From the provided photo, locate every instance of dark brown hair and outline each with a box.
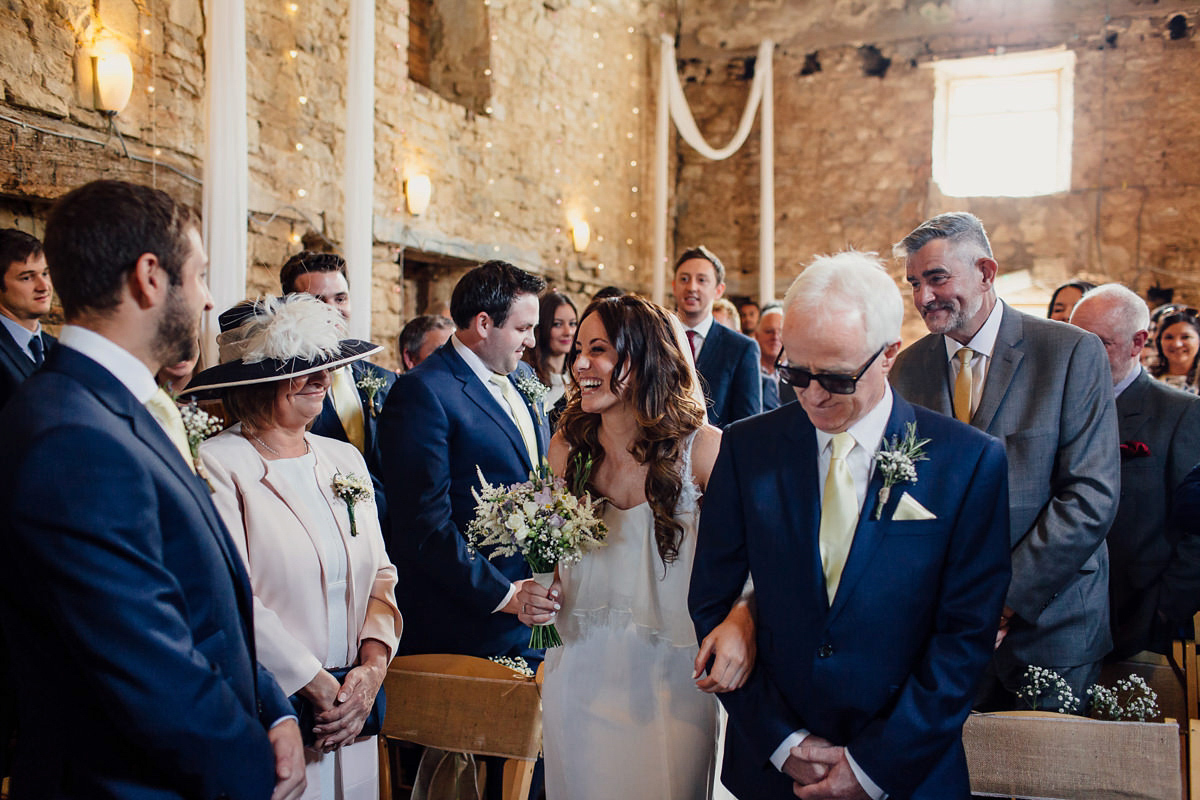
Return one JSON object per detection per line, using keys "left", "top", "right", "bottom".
{"left": 223, "top": 381, "right": 282, "bottom": 432}
{"left": 280, "top": 251, "right": 348, "bottom": 295}
{"left": 558, "top": 296, "right": 706, "bottom": 565}
{"left": 523, "top": 291, "right": 577, "bottom": 385}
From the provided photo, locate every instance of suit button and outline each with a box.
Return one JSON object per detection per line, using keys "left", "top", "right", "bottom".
{"left": 817, "top": 644, "right": 833, "bottom": 658}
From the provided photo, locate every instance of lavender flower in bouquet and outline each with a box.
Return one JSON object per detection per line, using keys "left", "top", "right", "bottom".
{"left": 466, "top": 455, "right": 608, "bottom": 648}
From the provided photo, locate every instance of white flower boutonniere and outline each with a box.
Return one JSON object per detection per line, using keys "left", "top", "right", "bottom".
{"left": 356, "top": 372, "right": 389, "bottom": 418}
{"left": 515, "top": 373, "right": 550, "bottom": 423}
{"left": 179, "top": 399, "right": 224, "bottom": 491}
{"left": 331, "top": 471, "right": 373, "bottom": 536}
{"left": 872, "top": 422, "right": 930, "bottom": 520}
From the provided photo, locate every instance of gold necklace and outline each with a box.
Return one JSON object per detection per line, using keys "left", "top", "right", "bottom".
{"left": 244, "top": 429, "right": 310, "bottom": 458}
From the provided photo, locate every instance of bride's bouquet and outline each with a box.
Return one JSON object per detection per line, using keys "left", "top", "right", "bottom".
{"left": 466, "top": 457, "right": 608, "bottom": 648}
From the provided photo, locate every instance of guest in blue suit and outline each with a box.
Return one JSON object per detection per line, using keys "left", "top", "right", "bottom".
{"left": 379, "top": 260, "right": 550, "bottom": 664}
{"left": 673, "top": 247, "right": 762, "bottom": 426}
{"left": 0, "top": 180, "right": 304, "bottom": 799}
{"left": 281, "top": 251, "right": 396, "bottom": 521}
{"left": 690, "top": 251, "right": 1011, "bottom": 800}
{"left": 0, "top": 229, "right": 56, "bottom": 410}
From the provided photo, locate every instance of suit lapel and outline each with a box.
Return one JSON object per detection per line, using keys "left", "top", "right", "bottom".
{"left": 1116, "top": 373, "right": 1150, "bottom": 443}
{"left": 972, "top": 304, "right": 1023, "bottom": 433}
{"left": 827, "top": 396, "right": 917, "bottom": 624}
{"left": 257, "top": 442, "right": 335, "bottom": 587}
{"left": 781, "top": 409, "right": 830, "bottom": 614}
{"left": 0, "top": 324, "right": 36, "bottom": 380}
{"left": 444, "top": 346, "right": 533, "bottom": 471}
{"left": 695, "top": 322, "right": 723, "bottom": 373}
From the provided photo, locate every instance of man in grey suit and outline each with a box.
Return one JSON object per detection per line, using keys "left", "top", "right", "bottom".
{"left": 890, "top": 212, "right": 1119, "bottom": 709}
{"left": 1071, "top": 284, "right": 1200, "bottom": 659}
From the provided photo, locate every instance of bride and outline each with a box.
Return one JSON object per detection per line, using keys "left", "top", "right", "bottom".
{"left": 517, "top": 295, "right": 754, "bottom": 800}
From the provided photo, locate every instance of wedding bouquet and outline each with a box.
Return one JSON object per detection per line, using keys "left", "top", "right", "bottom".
{"left": 465, "top": 458, "right": 608, "bottom": 648}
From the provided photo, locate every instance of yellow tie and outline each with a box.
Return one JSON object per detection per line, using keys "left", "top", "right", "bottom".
{"left": 953, "top": 347, "right": 975, "bottom": 424}
{"left": 331, "top": 366, "right": 366, "bottom": 453}
{"left": 490, "top": 375, "right": 539, "bottom": 468}
{"left": 145, "top": 388, "right": 197, "bottom": 474}
{"left": 819, "top": 432, "right": 858, "bottom": 605}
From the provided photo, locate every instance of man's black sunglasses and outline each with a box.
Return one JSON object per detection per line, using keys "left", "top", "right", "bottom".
{"left": 774, "top": 345, "right": 886, "bottom": 395}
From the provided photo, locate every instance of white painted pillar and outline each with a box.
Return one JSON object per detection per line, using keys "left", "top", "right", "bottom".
{"left": 758, "top": 43, "right": 775, "bottom": 304}
{"left": 653, "top": 35, "right": 671, "bottom": 306}
{"left": 344, "top": 0, "right": 375, "bottom": 340}
{"left": 201, "top": 0, "right": 248, "bottom": 364}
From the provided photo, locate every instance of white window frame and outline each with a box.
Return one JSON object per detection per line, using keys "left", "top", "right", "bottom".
{"left": 931, "top": 47, "right": 1075, "bottom": 198}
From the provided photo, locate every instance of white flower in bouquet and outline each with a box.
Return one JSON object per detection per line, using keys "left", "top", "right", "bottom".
{"left": 465, "top": 456, "right": 608, "bottom": 648}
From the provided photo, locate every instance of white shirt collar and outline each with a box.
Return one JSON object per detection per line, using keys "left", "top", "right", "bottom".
{"left": 814, "top": 385, "right": 895, "bottom": 458}
{"left": 686, "top": 314, "right": 715, "bottom": 339}
{"left": 58, "top": 325, "right": 159, "bottom": 404}
{"left": 452, "top": 332, "right": 503, "bottom": 384}
{"left": 943, "top": 298, "right": 1005, "bottom": 362}
{"left": 1114, "top": 363, "right": 1142, "bottom": 398}
{"left": 0, "top": 313, "right": 39, "bottom": 357}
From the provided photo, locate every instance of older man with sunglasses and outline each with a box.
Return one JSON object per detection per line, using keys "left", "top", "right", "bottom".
{"left": 691, "top": 250, "right": 1011, "bottom": 800}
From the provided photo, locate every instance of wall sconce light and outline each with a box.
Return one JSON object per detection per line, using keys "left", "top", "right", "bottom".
{"left": 405, "top": 174, "right": 432, "bottom": 216}
{"left": 571, "top": 220, "right": 591, "bottom": 252}
{"left": 77, "top": 36, "right": 134, "bottom": 114}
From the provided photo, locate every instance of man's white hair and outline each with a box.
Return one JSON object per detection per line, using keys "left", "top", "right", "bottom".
{"left": 1072, "top": 283, "right": 1150, "bottom": 342}
{"left": 782, "top": 251, "right": 903, "bottom": 351}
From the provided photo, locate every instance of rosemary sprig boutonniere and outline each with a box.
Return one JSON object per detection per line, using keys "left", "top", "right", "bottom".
{"left": 179, "top": 399, "right": 223, "bottom": 491}
{"left": 356, "top": 372, "right": 389, "bottom": 417}
{"left": 331, "top": 471, "right": 373, "bottom": 536}
{"left": 871, "top": 421, "right": 930, "bottom": 520}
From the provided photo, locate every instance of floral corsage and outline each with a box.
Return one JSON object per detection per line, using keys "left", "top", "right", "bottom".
{"left": 872, "top": 422, "right": 930, "bottom": 520}
{"left": 179, "top": 400, "right": 224, "bottom": 491}
{"left": 331, "top": 471, "right": 373, "bottom": 536}
{"left": 515, "top": 373, "right": 550, "bottom": 421}
{"left": 356, "top": 372, "right": 389, "bottom": 417}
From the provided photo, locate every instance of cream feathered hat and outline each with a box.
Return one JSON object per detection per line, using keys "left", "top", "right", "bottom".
{"left": 184, "top": 294, "right": 382, "bottom": 394}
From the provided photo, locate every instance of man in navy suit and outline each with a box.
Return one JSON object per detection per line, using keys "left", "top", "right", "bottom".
{"left": 690, "top": 251, "right": 1010, "bottom": 799}
{"left": 380, "top": 260, "right": 550, "bottom": 664}
{"left": 0, "top": 180, "right": 304, "bottom": 800}
{"left": 673, "top": 247, "right": 761, "bottom": 426}
{"left": 0, "top": 229, "right": 56, "bottom": 409}
{"left": 281, "top": 251, "right": 395, "bottom": 519}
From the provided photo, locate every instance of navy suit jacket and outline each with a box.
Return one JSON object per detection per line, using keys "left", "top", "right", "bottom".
{"left": 0, "top": 345, "right": 292, "bottom": 800}
{"left": 309, "top": 359, "right": 396, "bottom": 519}
{"left": 0, "top": 324, "right": 55, "bottom": 409}
{"left": 690, "top": 395, "right": 1010, "bottom": 799}
{"left": 379, "top": 341, "right": 550, "bottom": 663}
{"left": 695, "top": 322, "right": 762, "bottom": 427}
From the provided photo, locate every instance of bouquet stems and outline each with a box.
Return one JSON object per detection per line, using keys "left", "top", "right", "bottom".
{"left": 529, "top": 567, "right": 562, "bottom": 649}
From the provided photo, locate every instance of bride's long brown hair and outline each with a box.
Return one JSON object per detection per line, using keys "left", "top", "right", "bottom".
{"left": 558, "top": 296, "right": 707, "bottom": 565}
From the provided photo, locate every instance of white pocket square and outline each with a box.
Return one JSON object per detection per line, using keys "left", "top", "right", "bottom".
{"left": 893, "top": 492, "right": 936, "bottom": 521}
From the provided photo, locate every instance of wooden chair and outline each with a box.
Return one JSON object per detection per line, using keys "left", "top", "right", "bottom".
{"left": 378, "top": 655, "right": 543, "bottom": 800}
{"left": 964, "top": 711, "right": 1182, "bottom": 800}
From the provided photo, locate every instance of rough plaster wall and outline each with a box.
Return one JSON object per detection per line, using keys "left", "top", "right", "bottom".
{"left": 673, "top": 0, "right": 1200, "bottom": 324}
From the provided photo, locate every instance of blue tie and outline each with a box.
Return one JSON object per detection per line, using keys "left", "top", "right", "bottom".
{"left": 28, "top": 335, "right": 44, "bottom": 367}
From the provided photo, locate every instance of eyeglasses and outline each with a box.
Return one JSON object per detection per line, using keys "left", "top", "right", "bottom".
{"left": 774, "top": 345, "right": 886, "bottom": 395}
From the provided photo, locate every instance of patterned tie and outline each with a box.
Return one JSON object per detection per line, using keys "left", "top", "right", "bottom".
{"left": 490, "top": 374, "right": 539, "bottom": 468}
{"left": 28, "top": 334, "right": 44, "bottom": 367}
{"left": 819, "top": 432, "right": 858, "bottom": 605}
{"left": 685, "top": 330, "right": 698, "bottom": 359}
{"left": 144, "top": 388, "right": 196, "bottom": 474}
{"left": 330, "top": 366, "right": 366, "bottom": 453}
{"left": 953, "top": 347, "right": 975, "bottom": 424}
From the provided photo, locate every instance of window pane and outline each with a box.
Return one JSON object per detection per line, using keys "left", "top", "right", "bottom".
{"left": 945, "top": 110, "right": 1060, "bottom": 196}
{"left": 949, "top": 73, "right": 1060, "bottom": 116}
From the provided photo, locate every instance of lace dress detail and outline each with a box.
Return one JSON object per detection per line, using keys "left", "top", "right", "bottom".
{"left": 542, "top": 430, "right": 716, "bottom": 800}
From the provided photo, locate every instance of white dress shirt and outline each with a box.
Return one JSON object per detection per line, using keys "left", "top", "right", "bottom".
{"left": 768, "top": 387, "right": 895, "bottom": 800}
{"left": 58, "top": 325, "right": 158, "bottom": 404}
{"left": 683, "top": 314, "right": 715, "bottom": 358}
{"left": 0, "top": 314, "right": 43, "bottom": 362}
{"left": 942, "top": 299, "right": 1005, "bottom": 419}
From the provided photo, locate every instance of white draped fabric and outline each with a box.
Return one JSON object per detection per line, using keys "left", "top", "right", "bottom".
{"left": 343, "top": 0, "right": 375, "bottom": 341}
{"left": 654, "top": 35, "right": 776, "bottom": 304}
{"left": 202, "top": 0, "right": 249, "bottom": 365}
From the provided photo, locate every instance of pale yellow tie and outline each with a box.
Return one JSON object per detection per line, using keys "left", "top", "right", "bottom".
{"left": 145, "top": 388, "right": 196, "bottom": 474}
{"left": 490, "top": 374, "right": 539, "bottom": 468}
{"left": 953, "top": 346, "right": 975, "bottom": 424}
{"left": 331, "top": 366, "right": 366, "bottom": 452}
{"left": 819, "top": 432, "right": 858, "bottom": 605}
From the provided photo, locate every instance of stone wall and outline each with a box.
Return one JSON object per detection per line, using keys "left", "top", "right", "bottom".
{"left": 673, "top": 0, "right": 1200, "bottom": 329}
{"left": 0, "top": 0, "right": 667, "bottom": 369}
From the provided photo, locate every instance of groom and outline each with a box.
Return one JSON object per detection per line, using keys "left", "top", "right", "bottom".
{"left": 690, "top": 251, "right": 1011, "bottom": 799}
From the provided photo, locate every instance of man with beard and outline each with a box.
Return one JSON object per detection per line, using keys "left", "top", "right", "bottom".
{"left": 0, "top": 180, "right": 305, "bottom": 799}
{"left": 889, "top": 212, "right": 1118, "bottom": 711}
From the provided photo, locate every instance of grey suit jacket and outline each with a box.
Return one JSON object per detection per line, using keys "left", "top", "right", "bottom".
{"left": 891, "top": 303, "right": 1120, "bottom": 667}
{"left": 1109, "top": 370, "right": 1200, "bottom": 658}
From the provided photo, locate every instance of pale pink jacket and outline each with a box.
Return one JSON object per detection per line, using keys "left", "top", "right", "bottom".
{"left": 200, "top": 425, "right": 402, "bottom": 695}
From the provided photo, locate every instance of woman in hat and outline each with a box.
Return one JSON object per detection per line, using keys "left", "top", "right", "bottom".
{"left": 187, "top": 294, "right": 402, "bottom": 800}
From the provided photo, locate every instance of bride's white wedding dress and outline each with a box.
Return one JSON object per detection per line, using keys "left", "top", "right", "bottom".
{"left": 541, "top": 436, "right": 718, "bottom": 800}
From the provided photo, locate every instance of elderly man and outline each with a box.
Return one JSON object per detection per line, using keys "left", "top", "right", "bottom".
{"left": 691, "top": 251, "right": 1010, "bottom": 799}
{"left": 755, "top": 305, "right": 791, "bottom": 411}
{"left": 890, "top": 212, "right": 1119, "bottom": 710}
{"left": 0, "top": 180, "right": 303, "bottom": 799}
{"left": 1071, "top": 284, "right": 1200, "bottom": 658}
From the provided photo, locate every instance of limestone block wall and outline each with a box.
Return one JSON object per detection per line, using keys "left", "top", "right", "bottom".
{"left": 672, "top": 0, "right": 1200, "bottom": 320}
